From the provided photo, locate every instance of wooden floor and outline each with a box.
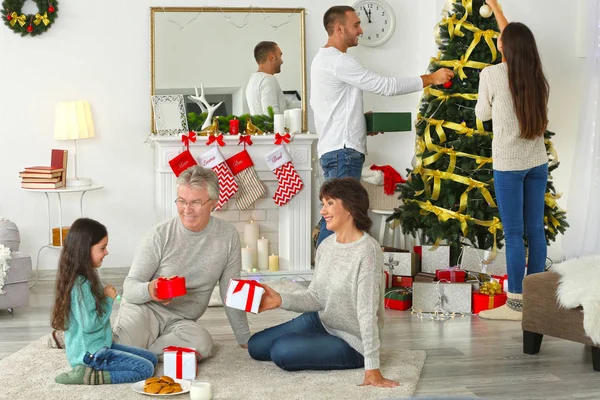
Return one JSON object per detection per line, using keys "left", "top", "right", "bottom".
{"left": 1, "top": 279, "right": 598, "bottom": 399}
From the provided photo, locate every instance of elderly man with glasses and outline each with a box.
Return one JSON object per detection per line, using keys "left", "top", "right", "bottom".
{"left": 112, "top": 165, "right": 250, "bottom": 359}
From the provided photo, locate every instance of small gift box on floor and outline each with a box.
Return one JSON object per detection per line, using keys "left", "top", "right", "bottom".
{"left": 392, "top": 275, "right": 413, "bottom": 288}
{"left": 163, "top": 346, "right": 200, "bottom": 380}
{"left": 384, "top": 287, "right": 412, "bottom": 311}
{"left": 415, "top": 245, "right": 450, "bottom": 273}
{"left": 412, "top": 282, "right": 472, "bottom": 314}
{"left": 382, "top": 247, "right": 420, "bottom": 277}
{"left": 461, "top": 246, "right": 507, "bottom": 276}
{"left": 472, "top": 281, "right": 507, "bottom": 314}
{"left": 414, "top": 272, "right": 436, "bottom": 283}
{"left": 224, "top": 279, "right": 265, "bottom": 314}
{"left": 435, "top": 267, "right": 467, "bottom": 283}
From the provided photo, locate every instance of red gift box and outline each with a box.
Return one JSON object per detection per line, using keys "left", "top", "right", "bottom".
{"left": 155, "top": 276, "right": 187, "bottom": 299}
{"left": 472, "top": 290, "right": 507, "bottom": 314}
{"left": 392, "top": 275, "right": 413, "bottom": 288}
{"left": 436, "top": 268, "right": 466, "bottom": 282}
{"left": 384, "top": 271, "right": 392, "bottom": 288}
{"left": 385, "top": 298, "right": 412, "bottom": 311}
{"left": 384, "top": 288, "right": 412, "bottom": 311}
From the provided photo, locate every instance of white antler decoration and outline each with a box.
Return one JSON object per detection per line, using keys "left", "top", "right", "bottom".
{"left": 189, "top": 84, "right": 223, "bottom": 130}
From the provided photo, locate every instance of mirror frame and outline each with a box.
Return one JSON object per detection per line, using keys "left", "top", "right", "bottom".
{"left": 150, "top": 7, "right": 307, "bottom": 134}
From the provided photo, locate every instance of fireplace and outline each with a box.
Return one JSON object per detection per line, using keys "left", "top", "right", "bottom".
{"left": 150, "top": 134, "right": 318, "bottom": 275}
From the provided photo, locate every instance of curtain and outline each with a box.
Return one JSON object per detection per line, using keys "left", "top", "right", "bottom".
{"left": 562, "top": 0, "right": 600, "bottom": 258}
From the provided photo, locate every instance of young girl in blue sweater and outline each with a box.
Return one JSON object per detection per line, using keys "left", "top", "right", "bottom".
{"left": 51, "top": 218, "right": 157, "bottom": 384}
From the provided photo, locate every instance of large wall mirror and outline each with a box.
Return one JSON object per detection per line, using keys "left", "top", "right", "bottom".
{"left": 151, "top": 7, "right": 307, "bottom": 134}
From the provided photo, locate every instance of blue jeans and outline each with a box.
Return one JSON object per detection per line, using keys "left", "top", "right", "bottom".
{"left": 247, "top": 312, "right": 364, "bottom": 371}
{"left": 317, "top": 148, "right": 365, "bottom": 246}
{"left": 494, "top": 164, "right": 548, "bottom": 294}
{"left": 83, "top": 343, "right": 158, "bottom": 384}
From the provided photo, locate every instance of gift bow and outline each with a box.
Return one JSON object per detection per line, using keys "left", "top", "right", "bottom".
{"left": 206, "top": 134, "right": 225, "bottom": 146}
{"left": 10, "top": 12, "right": 26, "bottom": 27}
{"left": 233, "top": 279, "right": 262, "bottom": 312}
{"left": 238, "top": 134, "right": 253, "bottom": 146}
{"left": 162, "top": 346, "right": 202, "bottom": 379}
{"left": 480, "top": 281, "right": 502, "bottom": 296}
{"left": 181, "top": 131, "right": 197, "bottom": 150}
{"left": 34, "top": 12, "right": 50, "bottom": 26}
{"left": 274, "top": 132, "right": 291, "bottom": 145}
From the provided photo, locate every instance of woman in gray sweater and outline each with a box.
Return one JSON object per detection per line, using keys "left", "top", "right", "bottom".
{"left": 475, "top": 0, "right": 550, "bottom": 320}
{"left": 248, "top": 178, "right": 398, "bottom": 388}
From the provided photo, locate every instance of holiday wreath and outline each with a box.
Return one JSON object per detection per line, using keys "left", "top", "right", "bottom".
{"left": 2, "top": 0, "right": 58, "bottom": 36}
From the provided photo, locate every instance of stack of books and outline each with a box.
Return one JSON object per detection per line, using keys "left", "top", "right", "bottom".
{"left": 20, "top": 149, "right": 68, "bottom": 189}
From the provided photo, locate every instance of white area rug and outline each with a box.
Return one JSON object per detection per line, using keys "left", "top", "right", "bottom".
{"left": 0, "top": 335, "right": 426, "bottom": 400}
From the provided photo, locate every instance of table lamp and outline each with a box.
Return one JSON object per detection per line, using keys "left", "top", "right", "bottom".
{"left": 54, "top": 100, "right": 95, "bottom": 187}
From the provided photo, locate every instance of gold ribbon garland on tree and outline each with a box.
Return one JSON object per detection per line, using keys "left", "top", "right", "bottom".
{"left": 2, "top": 0, "right": 58, "bottom": 36}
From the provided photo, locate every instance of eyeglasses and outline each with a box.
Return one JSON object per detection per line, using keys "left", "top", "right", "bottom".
{"left": 174, "top": 198, "right": 212, "bottom": 210}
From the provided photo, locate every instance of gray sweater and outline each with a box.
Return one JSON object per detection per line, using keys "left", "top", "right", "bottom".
{"left": 280, "top": 233, "right": 385, "bottom": 370}
{"left": 475, "top": 62, "right": 547, "bottom": 171}
{"left": 122, "top": 217, "right": 250, "bottom": 344}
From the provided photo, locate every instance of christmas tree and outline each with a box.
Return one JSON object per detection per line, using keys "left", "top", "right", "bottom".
{"left": 392, "top": 0, "right": 568, "bottom": 263}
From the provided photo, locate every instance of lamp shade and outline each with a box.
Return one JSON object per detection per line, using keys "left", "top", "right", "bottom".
{"left": 54, "top": 101, "right": 95, "bottom": 140}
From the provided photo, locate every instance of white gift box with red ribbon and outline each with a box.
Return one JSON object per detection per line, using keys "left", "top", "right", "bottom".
{"left": 224, "top": 279, "right": 265, "bottom": 314}
{"left": 163, "top": 346, "right": 200, "bottom": 380}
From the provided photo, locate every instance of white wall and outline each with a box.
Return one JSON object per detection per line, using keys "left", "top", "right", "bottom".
{"left": 0, "top": 0, "right": 582, "bottom": 270}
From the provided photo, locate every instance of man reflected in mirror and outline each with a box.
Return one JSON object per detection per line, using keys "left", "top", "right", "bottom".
{"left": 246, "top": 41, "right": 299, "bottom": 115}
{"left": 312, "top": 5, "right": 454, "bottom": 246}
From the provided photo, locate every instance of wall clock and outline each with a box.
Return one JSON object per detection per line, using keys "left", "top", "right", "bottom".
{"left": 353, "top": 0, "right": 396, "bottom": 47}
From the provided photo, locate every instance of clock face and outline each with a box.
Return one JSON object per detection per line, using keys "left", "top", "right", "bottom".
{"left": 353, "top": 0, "right": 396, "bottom": 47}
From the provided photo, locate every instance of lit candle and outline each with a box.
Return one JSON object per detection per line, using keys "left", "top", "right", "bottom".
{"left": 229, "top": 118, "right": 240, "bottom": 135}
{"left": 269, "top": 254, "right": 279, "bottom": 272}
{"left": 273, "top": 114, "right": 285, "bottom": 134}
{"left": 283, "top": 109, "right": 291, "bottom": 131}
{"left": 257, "top": 237, "right": 269, "bottom": 270}
{"left": 244, "top": 220, "right": 259, "bottom": 267}
{"left": 241, "top": 246, "right": 253, "bottom": 272}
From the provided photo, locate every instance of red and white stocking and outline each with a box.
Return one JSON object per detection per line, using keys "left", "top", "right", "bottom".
{"left": 265, "top": 145, "right": 304, "bottom": 206}
{"left": 199, "top": 146, "right": 238, "bottom": 210}
{"left": 226, "top": 150, "right": 266, "bottom": 210}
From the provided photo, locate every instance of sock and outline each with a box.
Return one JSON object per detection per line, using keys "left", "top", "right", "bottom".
{"left": 199, "top": 146, "right": 238, "bottom": 210}
{"left": 226, "top": 149, "right": 266, "bottom": 210}
{"left": 48, "top": 330, "right": 65, "bottom": 349}
{"left": 55, "top": 365, "right": 111, "bottom": 385}
{"left": 265, "top": 145, "right": 304, "bottom": 206}
{"left": 478, "top": 292, "right": 523, "bottom": 321}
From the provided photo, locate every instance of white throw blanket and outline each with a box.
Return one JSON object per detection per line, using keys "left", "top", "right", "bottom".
{"left": 553, "top": 256, "right": 600, "bottom": 345}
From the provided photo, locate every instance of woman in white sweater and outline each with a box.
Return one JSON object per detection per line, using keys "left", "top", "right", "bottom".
{"left": 475, "top": 0, "right": 549, "bottom": 320}
{"left": 248, "top": 178, "right": 398, "bottom": 388}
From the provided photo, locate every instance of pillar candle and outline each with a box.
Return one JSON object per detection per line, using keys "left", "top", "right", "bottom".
{"left": 283, "top": 109, "right": 291, "bottom": 131}
{"left": 273, "top": 114, "right": 285, "bottom": 134}
{"left": 257, "top": 237, "right": 269, "bottom": 270}
{"left": 244, "top": 220, "right": 259, "bottom": 266}
{"left": 269, "top": 254, "right": 279, "bottom": 272}
{"left": 241, "top": 246, "right": 253, "bottom": 271}
{"left": 229, "top": 118, "right": 240, "bottom": 135}
{"left": 289, "top": 108, "right": 302, "bottom": 133}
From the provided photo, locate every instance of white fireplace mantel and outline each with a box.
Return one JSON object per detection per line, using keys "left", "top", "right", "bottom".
{"left": 149, "top": 133, "right": 318, "bottom": 275}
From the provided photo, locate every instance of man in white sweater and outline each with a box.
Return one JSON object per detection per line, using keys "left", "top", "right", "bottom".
{"left": 246, "top": 41, "right": 295, "bottom": 115}
{"left": 113, "top": 166, "right": 250, "bottom": 358}
{"left": 312, "top": 5, "right": 454, "bottom": 246}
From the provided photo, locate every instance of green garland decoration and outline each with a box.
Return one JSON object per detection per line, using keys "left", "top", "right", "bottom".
{"left": 187, "top": 107, "right": 275, "bottom": 134}
{"left": 2, "top": 0, "right": 58, "bottom": 36}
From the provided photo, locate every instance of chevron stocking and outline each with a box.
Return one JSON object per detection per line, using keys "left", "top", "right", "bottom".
{"left": 265, "top": 145, "right": 304, "bottom": 206}
{"left": 199, "top": 146, "right": 238, "bottom": 210}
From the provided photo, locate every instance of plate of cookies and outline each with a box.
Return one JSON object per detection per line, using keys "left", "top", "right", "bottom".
{"left": 132, "top": 375, "right": 191, "bottom": 396}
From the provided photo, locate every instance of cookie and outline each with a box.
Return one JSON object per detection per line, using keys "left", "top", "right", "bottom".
{"left": 160, "top": 375, "right": 175, "bottom": 384}
{"left": 143, "top": 383, "right": 163, "bottom": 394}
{"left": 144, "top": 377, "right": 160, "bottom": 385}
{"left": 159, "top": 386, "right": 174, "bottom": 394}
{"left": 170, "top": 385, "right": 183, "bottom": 393}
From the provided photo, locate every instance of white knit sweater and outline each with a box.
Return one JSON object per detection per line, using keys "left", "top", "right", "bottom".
{"left": 475, "top": 63, "right": 547, "bottom": 171}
